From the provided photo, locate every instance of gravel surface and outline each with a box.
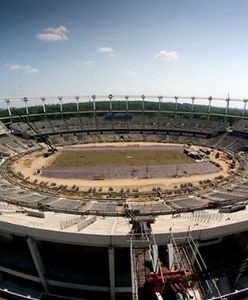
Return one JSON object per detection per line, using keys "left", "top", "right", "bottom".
{"left": 42, "top": 161, "right": 219, "bottom": 179}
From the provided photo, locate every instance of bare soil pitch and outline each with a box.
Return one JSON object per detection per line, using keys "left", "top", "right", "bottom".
{"left": 12, "top": 142, "right": 229, "bottom": 192}
{"left": 42, "top": 144, "right": 217, "bottom": 179}
{"left": 42, "top": 162, "right": 219, "bottom": 179}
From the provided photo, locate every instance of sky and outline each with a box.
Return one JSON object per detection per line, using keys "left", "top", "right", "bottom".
{"left": 1, "top": 0, "right": 248, "bottom": 103}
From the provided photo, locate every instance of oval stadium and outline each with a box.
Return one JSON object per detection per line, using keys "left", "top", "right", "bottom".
{"left": 0, "top": 95, "right": 248, "bottom": 300}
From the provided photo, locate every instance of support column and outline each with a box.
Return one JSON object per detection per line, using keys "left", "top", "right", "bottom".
{"left": 152, "top": 244, "right": 159, "bottom": 273}
{"left": 243, "top": 99, "right": 247, "bottom": 116}
{"left": 208, "top": 96, "right": 212, "bottom": 121}
{"left": 27, "top": 237, "right": 48, "bottom": 292}
{"left": 175, "top": 96, "right": 178, "bottom": 118}
{"left": 167, "top": 243, "right": 175, "bottom": 271}
{"left": 92, "top": 95, "right": 96, "bottom": 117}
{"left": 5, "top": 99, "right": 12, "bottom": 123}
{"left": 23, "top": 97, "right": 29, "bottom": 122}
{"left": 58, "top": 96, "right": 63, "bottom": 119}
{"left": 75, "top": 96, "right": 80, "bottom": 112}
{"left": 190, "top": 240, "right": 199, "bottom": 265}
{"left": 41, "top": 97, "right": 46, "bottom": 115}
{"left": 108, "top": 246, "right": 116, "bottom": 300}
{"left": 109, "top": 94, "right": 113, "bottom": 112}
{"left": 191, "top": 96, "right": 195, "bottom": 119}
{"left": 141, "top": 95, "right": 145, "bottom": 114}
{"left": 125, "top": 95, "right": 129, "bottom": 112}
{"left": 158, "top": 96, "right": 162, "bottom": 113}
{"left": 225, "top": 97, "right": 230, "bottom": 124}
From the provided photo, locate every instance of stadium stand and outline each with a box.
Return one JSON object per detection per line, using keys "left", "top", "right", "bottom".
{"left": 232, "top": 119, "right": 248, "bottom": 135}
{"left": 1, "top": 99, "right": 248, "bottom": 300}
{"left": 0, "top": 121, "right": 10, "bottom": 135}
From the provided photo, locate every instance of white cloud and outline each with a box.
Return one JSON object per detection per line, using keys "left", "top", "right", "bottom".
{"left": 98, "top": 47, "right": 115, "bottom": 57}
{"left": 82, "top": 60, "right": 94, "bottom": 66}
{"left": 9, "top": 65, "right": 21, "bottom": 70}
{"left": 36, "top": 26, "right": 69, "bottom": 42}
{"left": 77, "top": 60, "right": 94, "bottom": 66}
{"left": 9, "top": 64, "right": 39, "bottom": 74}
{"left": 127, "top": 69, "right": 137, "bottom": 77}
{"left": 154, "top": 50, "right": 178, "bottom": 61}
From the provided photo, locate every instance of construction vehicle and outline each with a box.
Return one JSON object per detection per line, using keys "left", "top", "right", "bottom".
{"left": 145, "top": 265, "right": 194, "bottom": 296}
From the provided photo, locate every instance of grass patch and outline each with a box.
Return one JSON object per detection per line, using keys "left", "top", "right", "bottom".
{"left": 52, "top": 149, "right": 195, "bottom": 167}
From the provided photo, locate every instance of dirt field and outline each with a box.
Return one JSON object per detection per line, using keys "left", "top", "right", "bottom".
{"left": 12, "top": 142, "right": 230, "bottom": 192}
{"left": 42, "top": 162, "right": 219, "bottom": 179}
{"left": 51, "top": 145, "right": 195, "bottom": 167}
{"left": 43, "top": 144, "right": 220, "bottom": 179}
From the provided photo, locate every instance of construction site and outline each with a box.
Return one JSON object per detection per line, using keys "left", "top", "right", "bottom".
{"left": 0, "top": 95, "right": 247, "bottom": 300}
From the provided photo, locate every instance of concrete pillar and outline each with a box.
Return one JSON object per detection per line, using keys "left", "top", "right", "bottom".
{"left": 243, "top": 99, "right": 248, "bottom": 116}
{"left": 141, "top": 95, "right": 145, "bottom": 113}
{"left": 190, "top": 240, "right": 199, "bottom": 265}
{"left": 225, "top": 98, "right": 230, "bottom": 124}
{"left": 75, "top": 96, "right": 80, "bottom": 111}
{"left": 152, "top": 244, "right": 159, "bottom": 273}
{"left": 191, "top": 96, "right": 195, "bottom": 119}
{"left": 125, "top": 96, "right": 129, "bottom": 112}
{"left": 41, "top": 97, "right": 46, "bottom": 114}
{"left": 109, "top": 94, "right": 113, "bottom": 112}
{"left": 167, "top": 243, "right": 175, "bottom": 271}
{"left": 5, "top": 99, "right": 12, "bottom": 117}
{"left": 108, "top": 246, "right": 115, "bottom": 300}
{"left": 175, "top": 96, "right": 178, "bottom": 118}
{"left": 27, "top": 237, "right": 49, "bottom": 292}
{"left": 208, "top": 97, "right": 212, "bottom": 121}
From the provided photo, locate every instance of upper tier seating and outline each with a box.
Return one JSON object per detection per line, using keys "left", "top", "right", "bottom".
{"left": 0, "top": 121, "right": 10, "bottom": 136}
{"left": 10, "top": 116, "right": 227, "bottom": 137}
{"left": 232, "top": 119, "right": 248, "bottom": 135}
{"left": 0, "top": 134, "right": 38, "bottom": 156}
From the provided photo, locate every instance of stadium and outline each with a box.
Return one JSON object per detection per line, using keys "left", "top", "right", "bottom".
{"left": 0, "top": 95, "right": 248, "bottom": 300}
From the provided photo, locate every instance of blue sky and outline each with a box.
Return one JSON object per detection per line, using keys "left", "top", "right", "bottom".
{"left": 1, "top": 0, "right": 248, "bottom": 101}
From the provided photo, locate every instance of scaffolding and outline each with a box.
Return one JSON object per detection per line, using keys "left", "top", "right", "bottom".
{"left": 168, "top": 229, "right": 223, "bottom": 299}
{"left": 127, "top": 207, "right": 223, "bottom": 300}
{"left": 127, "top": 209, "right": 163, "bottom": 300}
